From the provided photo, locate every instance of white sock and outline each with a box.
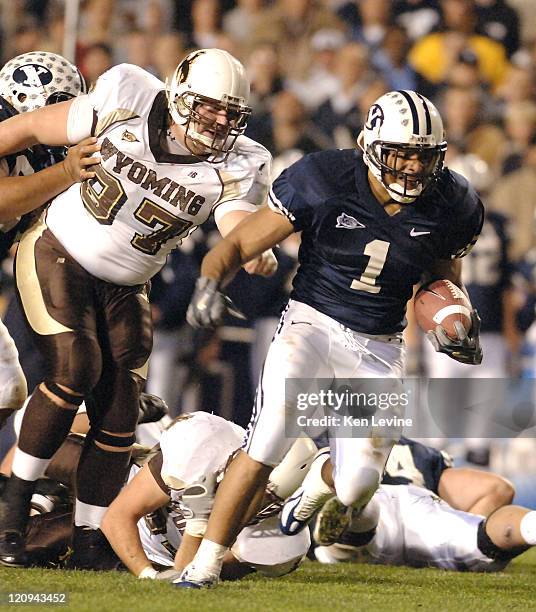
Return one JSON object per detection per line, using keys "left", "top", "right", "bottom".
{"left": 74, "top": 499, "right": 108, "bottom": 529}
{"left": 189, "top": 539, "right": 227, "bottom": 578}
{"left": 303, "top": 452, "right": 333, "bottom": 496}
{"left": 12, "top": 448, "right": 50, "bottom": 481}
{"left": 520, "top": 511, "right": 536, "bottom": 545}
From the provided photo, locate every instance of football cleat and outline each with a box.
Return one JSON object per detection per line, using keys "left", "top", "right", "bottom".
{"left": 0, "top": 531, "right": 29, "bottom": 567}
{"left": 172, "top": 565, "right": 218, "bottom": 589}
{"left": 67, "top": 526, "right": 123, "bottom": 571}
{"left": 173, "top": 579, "right": 215, "bottom": 589}
{"left": 313, "top": 496, "right": 352, "bottom": 546}
{"left": 279, "top": 449, "right": 333, "bottom": 536}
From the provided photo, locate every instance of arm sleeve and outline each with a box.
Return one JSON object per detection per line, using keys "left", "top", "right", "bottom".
{"left": 213, "top": 144, "right": 272, "bottom": 221}
{"left": 68, "top": 64, "right": 163, "bottom": 143}
{"left": 267, "top": 163, "right": 315, "bottom": 231}
{"left": 66, "top": 94, "right": 98, "bottom": 144}
{"left": 213, "top": 200, "right": 258, "bottom": 226}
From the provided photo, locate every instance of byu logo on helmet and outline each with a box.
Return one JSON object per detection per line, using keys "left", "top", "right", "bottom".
{"left": 357, "top": 90, "right": 447, "bottom": 204}
{"left": 13, "top": 64, "right": 53, "bottom": 88}
{"left": 365, "top": 104, "right": 384, "bottom": 130}
{"left": 0, "top": 52, "right": 86, "bottom": 114}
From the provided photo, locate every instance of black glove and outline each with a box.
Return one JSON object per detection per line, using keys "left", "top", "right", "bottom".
{"left": 186, "top": 277, "right": 244, "bottom": 329}
{"left": 427, "top": 309, "right": 483, "bottom": 365}
{"left": 138, "top": 393, "right": 169, "bottom": 424}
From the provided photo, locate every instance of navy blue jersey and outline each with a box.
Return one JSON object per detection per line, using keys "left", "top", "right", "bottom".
{"left": 269, "top": 150, "right": 484, "bottom": 334}
{"left": 0, "top": 96, "right": 65, "bottom": 262}
{"left": 461, "top": 212, "right": 511, "bottom": 333}
{"left": 382, "top": 436, "right": 453, "bottom": 494}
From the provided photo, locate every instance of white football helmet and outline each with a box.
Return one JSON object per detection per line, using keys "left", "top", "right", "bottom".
{"left": 0, "top": 51, "right": 86, "bottom": 113}
{"left": 358, "top": 90, "right": 447, "bottom": 203}
{"left": 166, "top": 48, "right": 251, "bottom": 163}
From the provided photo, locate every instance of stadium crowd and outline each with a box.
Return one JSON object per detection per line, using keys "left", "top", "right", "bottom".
{"left": 0, "top": 0, "right": 536, "bottom": 581}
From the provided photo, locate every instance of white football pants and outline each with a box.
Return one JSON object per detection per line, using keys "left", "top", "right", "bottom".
{"left": 245, "top": 300, "right": 406, "bottom": 507}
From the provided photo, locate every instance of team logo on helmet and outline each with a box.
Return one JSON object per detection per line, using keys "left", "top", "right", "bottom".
{"left": 12, "top": 64, "right": 53, "bottom": 88}
{"left": 365, "top": 104, "right": 384, "bottom": 130}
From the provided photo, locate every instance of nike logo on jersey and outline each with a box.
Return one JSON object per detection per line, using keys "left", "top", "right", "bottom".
{"left": 410, "top": 228, "right": 431, "bottom": 237}
{"left": 121, "top": 130, "right": 139, "bottom": 142}
{"left": 336, "top": 213, "right": 365, "bottom": 230}
{"left": 290, "top": 321, "right": 312, "bottom": 326}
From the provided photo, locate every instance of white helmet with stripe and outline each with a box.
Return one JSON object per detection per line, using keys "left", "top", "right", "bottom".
{"left": 166, "top": 48, "right": 251, "bottom": 163}
{"left": 358, "top": 90, "right": 447, "bottom": 203}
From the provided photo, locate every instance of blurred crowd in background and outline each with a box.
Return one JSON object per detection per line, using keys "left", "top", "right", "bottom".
{"left": 1, "top": 0, "right": 536, "bottom": 503}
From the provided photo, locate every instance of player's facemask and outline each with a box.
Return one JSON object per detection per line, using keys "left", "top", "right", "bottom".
{"left": 376, "top": 143, "right": 446, "bottom": 201}
{"left": 177, "top": 93, "right": 251, "bottom": 163}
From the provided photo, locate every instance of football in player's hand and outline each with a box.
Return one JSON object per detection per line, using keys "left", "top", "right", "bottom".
{"left": 414, "top": 279, "right": 472, "bottom": 340}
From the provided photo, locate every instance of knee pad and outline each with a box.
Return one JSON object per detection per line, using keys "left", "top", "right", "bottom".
{"left": 0, "top": 362, "right": 27, "bottom": 410}
{"left": 53, "top": 335, "right": 102, "bottom": 393}
{"left": 113, "top": 328, "right": 152, "bottom": 371}
{"left": 334, "top": 466, "right": 381, "bottom": 509}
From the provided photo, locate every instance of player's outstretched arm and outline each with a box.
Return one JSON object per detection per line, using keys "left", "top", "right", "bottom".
{"left": 187, "top": 207, "right": 294, "bottom": 328}
{"left": 0, "top": 136, "right": 100, "bottom": 222}
{"left": 0, "top": 99, "right": 75, "bottom": 154}
{"left": 217, "top": 208, "right": 279, "bottom": 277}
{"left": 101, "top": 463, "right": 170, "bottom": 578}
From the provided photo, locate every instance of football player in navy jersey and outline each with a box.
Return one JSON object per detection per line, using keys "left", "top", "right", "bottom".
{"left": 0, "top": 52, "right": 96, "bottom": 432}
{"left": 182, "top": 90, "right": 484, "bottom": 587}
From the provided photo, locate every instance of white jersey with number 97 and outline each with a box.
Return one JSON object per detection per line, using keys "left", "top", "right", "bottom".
{"left": 45, "top": 64, "right": 271, "bottom": 285}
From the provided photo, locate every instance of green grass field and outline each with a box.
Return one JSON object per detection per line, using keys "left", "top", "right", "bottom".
{"left": 1, "top": 549, "right": 536, "bottom": 612}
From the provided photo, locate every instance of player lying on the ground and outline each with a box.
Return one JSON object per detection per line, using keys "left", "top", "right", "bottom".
{"left": 313, "top": 484, "right": 536, "bottom": 571}
{"left": 101, "top": 411, "right": 315, "bottom": 580}
{"left": 2, "top": 411, "right": 315, "bottom": 575}
{"left": 382, "top": 437, "right": 514, "bottom": 517}
{"left": 5, "top": 429, "right": 513, "bottom": 571}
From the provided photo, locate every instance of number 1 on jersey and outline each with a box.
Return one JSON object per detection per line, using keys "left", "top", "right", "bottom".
{"left": 351, "top": 239, "right": 390, "bottom": 293}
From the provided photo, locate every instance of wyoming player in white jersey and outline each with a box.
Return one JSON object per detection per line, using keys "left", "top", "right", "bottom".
{"left": 102, "top": 412, "right": 314, "bottom": 581}
{"left": 314, "top": 485, "right": 536, "bottom": 571}
{"left": 0, "top": 49, "right": 275, "bottom": 569}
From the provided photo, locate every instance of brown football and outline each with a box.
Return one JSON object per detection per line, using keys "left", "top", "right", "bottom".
{"left": 414, "top": 279, "right": 472, "bottom": 339}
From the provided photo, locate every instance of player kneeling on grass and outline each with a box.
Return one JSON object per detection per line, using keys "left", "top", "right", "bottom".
{"left": 313, "top": 483, "right": 536, "bottom": 572}
{"left": 101, "top": 412, "right": 316, "bottom": 581}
